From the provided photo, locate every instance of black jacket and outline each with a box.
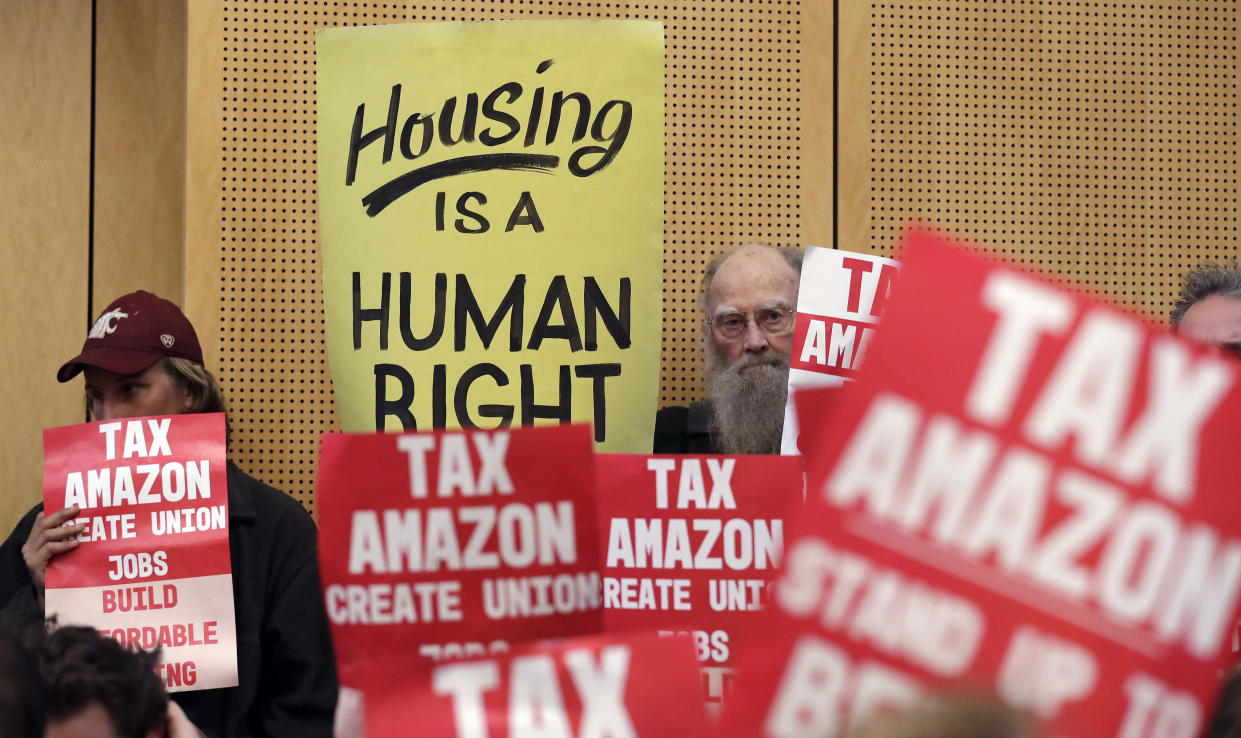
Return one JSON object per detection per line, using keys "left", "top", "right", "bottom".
{"left": 0, "top": 462, "right": 337, "bottom": 737}
{"left": 652, "top": 400, "right": 721, "bottom": 454}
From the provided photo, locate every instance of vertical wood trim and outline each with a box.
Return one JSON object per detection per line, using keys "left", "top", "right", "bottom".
{"left": 801, "top": 2, "right": 834, "bottom": 250}
{"left": 836, "top": 0, "right": 873, "bottom": 254}
{"left": 93, "top": 0, "right": 187, "bottom": 311}
{"left": 184, "top": 0, "right": 225, "bottom": 367}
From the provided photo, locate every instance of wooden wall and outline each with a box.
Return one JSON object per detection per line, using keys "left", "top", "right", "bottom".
{"left": 0, "top": 0, "right": 185, "bottom": 534}
{"left": 837, "top": 1, "right": 1239, "bottom": 318}
{"left": 0, "top": 0, "right": 91, "bottom": 534}
{"left": 6, "top": 1, "right": 1238, "bottom": 532}
{"left": 93, "top": 0, "right": 186, "bottom": 312}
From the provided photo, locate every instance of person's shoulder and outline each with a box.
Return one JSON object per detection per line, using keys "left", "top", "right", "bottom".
{"left": 18, "top": 503, "right": 44, "bottom": 529}
{"left": 3, "top": 503, "right": 45, "bottom": 546}
{"left": 654, "top": 399, "right": 718, "bottom": 454}
{"left": 686, "top": 399, "right": 713, "bottom": 427}
{"left": 654, "top": 403, "right": 695, "bottom": 453}
{"left": 655, "top": 404, "right": 690, "bottom": 428}
{"left": 226, "top": 461, "right": 315, "bottom": 531}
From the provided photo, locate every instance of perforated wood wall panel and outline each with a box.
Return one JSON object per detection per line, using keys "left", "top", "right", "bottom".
{"left": 838, "top": 1, "right": 1240, "bottom": 318}
{"left": 198, "top": 1, "right": 811, "bottom": 511}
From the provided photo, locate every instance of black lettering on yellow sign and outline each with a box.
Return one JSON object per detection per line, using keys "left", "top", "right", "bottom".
{"left": 433, "top": 191, "right": 545, "bottom": 234}
{"left": 354, "top": 272, "right": 629, "bottom": 442}
{"left": 345, "top": 60, "right": 633, "bottom": 217}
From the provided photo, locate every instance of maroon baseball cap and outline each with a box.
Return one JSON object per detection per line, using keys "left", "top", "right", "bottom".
{"left": 57, "top": 291, "right": 204, "bottom": 382}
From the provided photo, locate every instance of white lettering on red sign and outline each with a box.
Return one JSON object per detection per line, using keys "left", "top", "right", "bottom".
{"left": 763, "top": 635, "right": 920, "bottom": 738}
{"left": 645, "top": 458, "right": 736, "bottom": 509}
{"left": 1116, "top": 672, "right": 1202, "bottom": 738}
{"left": 604, "top": 518, "right": 782, "bottom": 570}
{"left": 798, "top": 318, "right": 876, "bottom": 372}
{"left": 997, "top": 626, "right": 1097, "bottom": 719}
{"left": 347, "top": 502, "right": 577, "bottom": 574}
{"left": 432, "top": 661, "right": 498, "bottom": 738}
{"left": 62, "top": 419, "right": 210, "bottom": 510}
{"left": 967, "top": 271, "right": 1233, "bottom": 503}
{"left": 431, "top": 646, "right": 635, "bottom": 738}
{"left": 64, "top": 461, "right": 212, "bottom": 510}
{"left": 397, "top": 432, "right": 515, "bottom": 499}
{"left": 99, "top": 418, "right": 174, "bottom": 461}
{"left": 825, "top": 392, "right": 1241, "bottom": 659}
{"left": 565, "top": 647, "right": 637, "bottom": 738}
{"left": 776, "top": 539, "right": 983, "bottom": 677}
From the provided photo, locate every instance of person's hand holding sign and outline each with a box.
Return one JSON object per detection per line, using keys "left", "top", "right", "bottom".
{"left": 26, "top": 316, "right": 195, "bottom": 606}
{"left": 20, "top": 505, "right": 83, "bottom": 604}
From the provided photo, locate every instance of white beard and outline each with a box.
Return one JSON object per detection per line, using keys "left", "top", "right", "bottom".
{"left": 704, "top": 345, "right": 790, "bottom": 455}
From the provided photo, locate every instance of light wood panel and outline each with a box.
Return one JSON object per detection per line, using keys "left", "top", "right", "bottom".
{"left": 801, "top": 2, "right": 834, "bottom": 250}
{"left": 0, "top": 0, "right": 92, "bottom": 533}
{"left": 185, "top": 1, "right": 819, "bottom": 513}
{"left": 184, "top": 0, "right": 225, "bottom": 370}
{"left": 93, "top": 0, "right": 187, "bottom": 311}
{"left": 838, "top": 0, "right": 1240, "bottom": 320}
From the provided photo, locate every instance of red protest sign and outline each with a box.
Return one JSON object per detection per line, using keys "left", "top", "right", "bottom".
{"left": 317, "top": 424, "right": 603, "bottom": 687}
{"left": 725, "top": 229, "right": 1241, "bottom": 737}
{"left": 782, "top": 247, "right": 900, "bottom": 454}
{"left": 43, "top": 413, "right": 236, "bottom": 692}
{"left": 596, "top": 454, "right": 803, "bottom": 712}
{"left": 788, "top": 248, "right": 899, "bottom": 382}
{"left": 364, "top": 631, "right": 713, "bottom": 738}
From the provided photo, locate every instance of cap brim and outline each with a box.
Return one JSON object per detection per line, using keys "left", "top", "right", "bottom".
{"left": 56, "top": 347, "right": 166, "bottom": 383}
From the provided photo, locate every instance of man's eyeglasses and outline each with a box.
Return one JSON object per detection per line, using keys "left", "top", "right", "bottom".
{"left": 707, "top": 306, "right": 795, "bottom": 342}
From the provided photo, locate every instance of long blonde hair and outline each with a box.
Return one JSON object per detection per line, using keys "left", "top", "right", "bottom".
{"left": 161, "top": 356, "right": 230, "bottom": 442}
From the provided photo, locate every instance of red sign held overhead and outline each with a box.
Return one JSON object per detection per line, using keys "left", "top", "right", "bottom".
{"left": 43, "top": 413, "right": 236, "bottom": 692}
{"left": 363, "top": 631, "right": 713, "bottom": 738}
{"left": 316, "top": 424, "right": 604, "bottom": 687}
{"left": 596, "top": 454, "right": 803, "bottom": 712}
{"left": 725, "top": 228, "right": 1241, "bottom": 737}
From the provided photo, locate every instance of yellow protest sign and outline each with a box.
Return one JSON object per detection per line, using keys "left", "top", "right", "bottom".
{"left": 316, "top": 21, "right": 664, "bottom": 452}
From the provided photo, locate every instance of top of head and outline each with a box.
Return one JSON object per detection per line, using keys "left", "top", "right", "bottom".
{"left": 57, "top": 290, "right": 203, "bottom": 383}
{"left": 704, "top": 244, "right": 801, "bottom": 317}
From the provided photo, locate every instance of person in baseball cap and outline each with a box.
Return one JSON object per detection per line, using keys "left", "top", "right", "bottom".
{"left": 57, "top": 290, "right": 204, "bottom": 382}
{"left": 0, "top": 291, "right": 338, "bottom": 736}
{"left": 53, "top": 291, "right": 221, "bottom": 423}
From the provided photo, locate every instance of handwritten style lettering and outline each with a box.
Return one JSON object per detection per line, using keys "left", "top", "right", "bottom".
{"left": 346, "top": 60, "right": 634, "bottom": 216}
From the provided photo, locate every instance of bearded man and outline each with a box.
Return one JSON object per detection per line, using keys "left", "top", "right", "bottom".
{"left": 654, "top": 243, "right": 803, "bottom": 454}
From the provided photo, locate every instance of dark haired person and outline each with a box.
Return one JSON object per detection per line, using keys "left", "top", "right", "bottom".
{"left": 0, "top": 623, "right": 45, "bottom": 738}
{"left": 1172, "top": 262, "right": 1241, "bottom": 354}
{"left": 654, "top": 243, "right": 804, "bottom": 454}
{"left": 41, "top": 625, "right": 171, "bottom": 738}
{"left": 0, "top": 291, "right": 337, "bottom": 736}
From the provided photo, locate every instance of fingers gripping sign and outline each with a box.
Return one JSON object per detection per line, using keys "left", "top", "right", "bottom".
{"left": 21, "top": 505, "right": 85, "bottom": 597}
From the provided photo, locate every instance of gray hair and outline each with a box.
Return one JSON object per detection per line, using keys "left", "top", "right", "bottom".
{"left": 1171, "top": 262, "right": 1241, "bottom": 326}
{"left": 700, "top": 244, "right": 803, "bottom": 314}
{"left": 161, "top": 356, "right": 230, "bottom": 442}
